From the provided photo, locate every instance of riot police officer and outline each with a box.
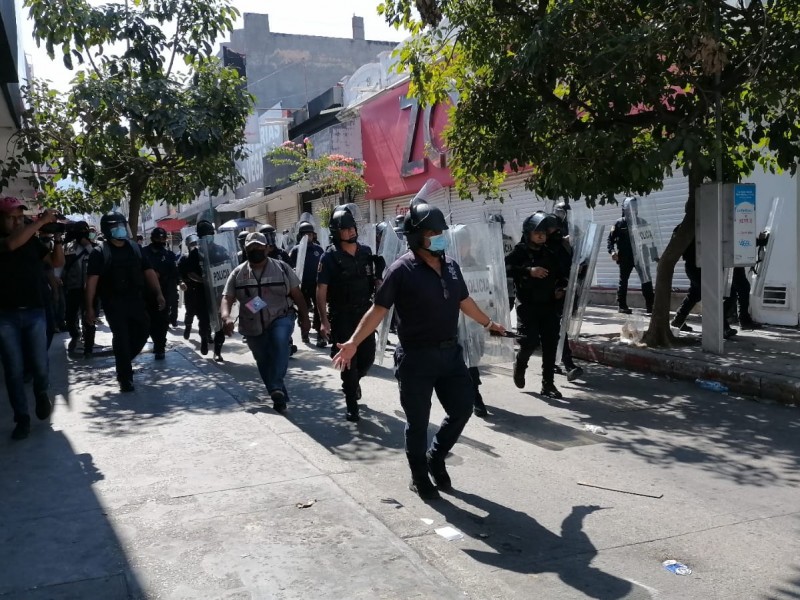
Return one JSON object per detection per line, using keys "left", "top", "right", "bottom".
{"left": 259, "top": 224, "right": 291, "bottom": 263}
{"left": 333, "top": 199, "right": 505, "bottom": 500}
{"left": 178, "top": 234, "right": 199, "bottom": 340}
{"left": 289, "top": 221, "right": 325, "bottom": 346}
{"left": 142, "top": 227, "right": 179, "bottom": 360}
{"left": 85, "top": 212, "right": 165, "bottom": 392}
{"left": 607, "top": 197, "right": 657, "bottom": 314}
{"left": 317, "top": 206, "right": 381, "bottom": 422}
{"left": 62, "top": 221, "right": 96, "bottom": 356}
{"left": 236, "top": 231, "right": 249, "bottom": 264}
{"left": 506, "top": 213, "right": 567, "bottom": 399}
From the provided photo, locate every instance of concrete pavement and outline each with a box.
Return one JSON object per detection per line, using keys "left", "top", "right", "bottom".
{"left": 2, "top": 314, "right": 799, "bottom": 599}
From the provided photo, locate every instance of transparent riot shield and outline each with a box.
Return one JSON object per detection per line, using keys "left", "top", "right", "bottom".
{"left": 566, "top": 222, "right": 605, "bottom": 340}
{"left": 623, "top": 198, "right": 662, "bottom": 286}
{"left": 358, "top": 223, "right": 377, "bottom": 253}
{"left": 556, "top": 202, "right": 593, "bottom": 361}
{"left": 199, "top": 230, "right": 239, "bottom": 333}
{"left": 293, "top": 235, "right": 309, "bottom": 282}
{"left": 448, "top": 223, "right": 513, "bottom": 368}
{"left": 752, "top": 196, "right": 782, "bottom": 301}
{"left": 375, "top": 222, "right": 405, "bottom": 366}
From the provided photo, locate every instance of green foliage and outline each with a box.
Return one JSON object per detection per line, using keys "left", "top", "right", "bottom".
{"left": 266, "top": 139, "right": 369, "bottom": 199}
{"left": 1, "top": 0, "right": 254, "bottom": 232}
{"left": 380, "top": 0, "right": 800, "bottom": 204}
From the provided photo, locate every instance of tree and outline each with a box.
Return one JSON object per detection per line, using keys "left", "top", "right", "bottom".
{"left": 0, "top": 0, "right": 254, "bottom": 234}
{"left": 378, "top": 0, "right": 800, "bottom": 346}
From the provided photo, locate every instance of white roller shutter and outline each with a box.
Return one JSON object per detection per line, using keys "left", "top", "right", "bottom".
{"left": 380, "top": 187, "right": 449, "bottom": 223}
{"left": 275, "top": 207, "right": 296, "bottom": 233}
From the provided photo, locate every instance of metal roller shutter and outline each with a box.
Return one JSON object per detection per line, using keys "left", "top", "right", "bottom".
{"left": 275, "top": 207, "right": 297, "bottom": 233}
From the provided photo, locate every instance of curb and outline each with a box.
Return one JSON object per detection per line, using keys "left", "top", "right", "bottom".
{"left": 571, "top": 339, "right": 800, "bottom": 406}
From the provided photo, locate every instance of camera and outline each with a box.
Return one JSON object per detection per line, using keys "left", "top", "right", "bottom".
{"left": 37, "top": 211, "right": 67, "bottom": 235}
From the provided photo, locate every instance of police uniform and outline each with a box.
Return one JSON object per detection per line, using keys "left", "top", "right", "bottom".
{"left": 607, "top": 206, "right": 656, "bottom": 313}
{"left": 178, "top": 249, "right": 198, "bottom": 337}
{"left": 375, "top": 250, "right": 474, "bottom": 489}
{"left": 318, "top": 242, "right": 378, "bottom": 415}
{"left": 87, "top": 241, "right": 152, "bottom": 388}
{"left": 289, "top": 240, "right": 324, "bottom": 340}
{"left": 184, "top": 241, "right": 229, "bottom": 357}
{"left": 142, "top": 242, "right": 179, "bottom": 358}
{"left": 506, "top": 221, "right": 567, "bottom": 396}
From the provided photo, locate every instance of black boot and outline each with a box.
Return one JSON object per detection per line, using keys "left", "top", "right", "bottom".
{"left": 409, "top": 472, "right": 440, "bottom": 500}
{"left": 513, "top": 353, "right": 528, "bottom": 389}
{"left": 541, "top": 380, "right": 563, "bottom": 399}
{"left": 473, "top": 391, "right": 488, "bottom": 417}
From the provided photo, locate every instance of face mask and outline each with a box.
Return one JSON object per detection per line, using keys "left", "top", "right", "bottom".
{"left": 426, "top": 233, "right": 449, "bottom": 253}
{"left": 110, "top": 225, "right": 128, "bottom": 240}
{"left": 345, "top": 234, "right": 358, "bottom": 244}
{"left": 88, "top": 232, "right": 96, "bottom": 241}
{"left": 247, "top": 250, "right": 266, "bottom": 263}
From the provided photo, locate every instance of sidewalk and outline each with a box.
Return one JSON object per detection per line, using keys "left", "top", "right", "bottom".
{"left": 0, "top": 325, "right": 461, "bottom": 599}
{"left": 566, "top": 306, "right": 800, "bottom": 406}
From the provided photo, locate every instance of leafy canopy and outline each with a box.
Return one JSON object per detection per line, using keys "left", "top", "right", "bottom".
{"left": 2, "top": 0, "right": 254, "bottom": 232}
{"left": 378, "top": 0, "right": 800, "bottom": 204}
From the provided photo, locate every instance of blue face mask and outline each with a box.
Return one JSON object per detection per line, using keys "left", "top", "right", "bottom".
{"left": 426, "top": 233, "right": 449, "bottom": 253}
{"left": 110, "top": 225, "right": 128, "bottom": 240}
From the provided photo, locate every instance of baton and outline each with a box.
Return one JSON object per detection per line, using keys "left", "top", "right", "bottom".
{"left": 490, "top": 330, "right": 526, "bottom": 340}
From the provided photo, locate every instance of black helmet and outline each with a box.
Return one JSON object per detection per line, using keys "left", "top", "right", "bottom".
{"left": 237, "top": 231, "right": 249, "bottom": 242}
{"left": 196, "top": 220, "right": 215, "bottom": 238}
{"left": 100, "top": 212, "right": 127, "bottom": 239}
{"left": 329, "top": 207, "right": 358, "bottom": 244}
{"left": 622, "top": 196, "right": 638, "bottom": 217}
{"left": 258, "top": 224, "right": 276, "bottom": 235}
{"left": 403, "top": 199, "right": 448, "bottom": 251}
{"left": 151, "top": 227, "right": 167, "bottom": 241}
{"left": 298, "top": 221, "right": 314, "bottom": 235}
{"left": 393, "top": 214, "right": 405, "bottom": 232}
{"left": 376, "top": 222, "right": 387, "bottom": 237}
{"left": 487, "top": 213, "right": 505, "bottom": 225}
{"left": 522, "top": 212, "right": 552, "bottom": 235}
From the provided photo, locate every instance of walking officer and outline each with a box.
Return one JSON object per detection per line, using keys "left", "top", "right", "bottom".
{"left": 506, "top": 213, "right": 568, "bottom": 399}
{"left": 317, "top": 206, "right": 381, "bottom": 422}
{"left": 289, "top": 221, "right": 325, "bottom": 346}
{"left": 142, "top": 227, "right": 179, "bottom": 360}
{"left": 607, "top": 197, "right": 656, "bottom": 314}
{"left": 178, "top": 234, "right": 199, "bottom": 340}
{"left": 236, "top": 231, "right": 249, "bottom": 264}
{"left": 332, "top": 198, "right": 505, "bottom": 500}
{"left": 259, "top": 224, "right": 291, "bottom": 263}
{"left": 85, "top": 212, "right": 165, "bottom": 392}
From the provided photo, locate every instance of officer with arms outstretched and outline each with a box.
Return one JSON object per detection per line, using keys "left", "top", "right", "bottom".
{"left": 333, "top": 199, "right": 505, "bottom": 500}
{"left": 317, "top": 206, "right": 383, "bottom": 422}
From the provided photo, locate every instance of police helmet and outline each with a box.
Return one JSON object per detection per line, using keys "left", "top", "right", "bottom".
{"left": 258, "top": 224, "right": 276, "bottom": 235}
{"left": 522, "top": 212, "right": 553, "bottom": 236}
{"left": 554, "top": 201, "right": 570, "bottom": 220}
{"left": 100, "top": 212, "right": 128, "bottom": 239}
{"left": 298, "top": 221, "right": 315, "bottom": 235}
{"left": 376, "top": 222, "right": 387, "bottom": 238}
{"left": 403, "top": 199, "right": 448, "bottom": 251}
{"left": 151, "top": 227, "right": 168, "bottom": 242}
{"left": 185, "top": 233, "right": 199, "bottom": 247}
{"left": 392, "top": 214, "right": 406, "bottom": 235}
{"left": 196, "top": 220, "right": 215, "bottom": 238}
{"left": 622, "top": 196, "right": 638, "bottom": 216}
{"left": 487, "top": 213, "right": 505, "bottom": 225}
{"left": 329, "top": 206, "right": 357, "bottom": 234}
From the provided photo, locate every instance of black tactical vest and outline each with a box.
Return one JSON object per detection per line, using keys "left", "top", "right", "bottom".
{"left": 326, "top": 245, "right": 375, "bottom": 317}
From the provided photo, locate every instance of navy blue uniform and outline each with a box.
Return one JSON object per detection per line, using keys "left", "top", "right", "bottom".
{"left": 142, "top": 243, "right": 179, "bottom": 355}
{"left": 607, "top": 215, "right": 655, "bottom": 311}
{"left": 87, "top": 242, "right": 152, "bottom": 383}
{"left": 374, "top": 251, "right": 474, "bottom": 480}
{"left": 318, "top": 243, "right": 378, "bottom": 412}
{"left": 289, "top": 241, "right": 324, "bottom": 335}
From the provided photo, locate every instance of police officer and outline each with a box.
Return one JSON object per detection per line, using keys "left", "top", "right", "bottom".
{"left": 506, "top": 213, "right": 568, "bottom": 399}
{"left": 221, "top": 232, "right": 310, "bottom": 412}
{"left": 85, "top": 212, "right": 165, "bottom": 392}
{"left": 178, "top": 234, "right": 199, "bottom": 340}
{"left": 259, "top": 224, "right": 291, "bottom": 263}
{"left": 62, "top": 221, "right": 96, "bottom": 356}
{"left": 289, "top": 221, "right": 325, "bottom": 346}
{"left": 332, "top": 199, "right": 505, "bottom": 500}
{"left": 183, "top": 220, "right": 229, "bottom": 360}
{"left": 607, "top": 197, "right": 656, "bottom": 314}
{"left": 393, "top": 214, "right": 406, "bottom": 239}
{"left": 236, "top": 231, "right": 249, "bottom": 264}
{"left": 142, "top": 227, "right": 179, "bottom": 360}
{"left": 317, "top": 206, "right": 381, "bottom": 422}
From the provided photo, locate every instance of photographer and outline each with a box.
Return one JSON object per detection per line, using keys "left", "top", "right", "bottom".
{"left": 0, "top": 198, "right": 64, "bottom": 440}
{"left": 62, "top": 221, "right": 96, "bottom": 355}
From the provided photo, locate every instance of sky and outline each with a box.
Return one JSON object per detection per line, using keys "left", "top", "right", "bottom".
{"left": 21, "top": 0, "right": 410, "bottom": 91}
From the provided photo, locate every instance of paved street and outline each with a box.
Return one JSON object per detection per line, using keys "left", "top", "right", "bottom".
{"left": 2, "top": 320, "right": 800, "bottom": 599}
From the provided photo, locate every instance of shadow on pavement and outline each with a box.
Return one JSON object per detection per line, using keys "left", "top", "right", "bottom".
{"left": 539, "top": 365, "right": 800, "bottom": 488}
{"left": 0, "top": 333, "right": 140, "bottom": 599}
{"left": 763, "top": 562, "right": 800, "bottom": 600}
{"left": 431, "top": 491, "right": 639, "bottom": 600}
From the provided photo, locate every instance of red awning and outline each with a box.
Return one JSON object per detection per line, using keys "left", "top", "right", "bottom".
{"left": 156, "top": 217, "right": 187, "bottom": 233}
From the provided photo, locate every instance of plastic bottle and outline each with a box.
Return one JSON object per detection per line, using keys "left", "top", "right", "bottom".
{"left": 584, "top": 424, "right": 607, "bottom": 435}
{"left": 695, "top": 379, "right": 728, "bottom": 393}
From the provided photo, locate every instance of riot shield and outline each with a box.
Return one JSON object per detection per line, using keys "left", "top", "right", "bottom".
{"left": 375, "top": 222, "right": 405, "bottom": 366}
{"left": 199, "top": 230, "right": 238, "bottom": 334}
{"left": 752, "top": 196, "right": 782, "bottom": 301}
{"left": 556, "top": 202, "right": 593, "bottom": 361}
{"left": 566, "top": 222, "right": 605, "bottom": 340}
{"left": 293, "top": 235, "right": 309, "bottom": 282}
{"left": 358, "top": 223, "right": 377, "bottom": 253}
{"left": 447, "top": 223, "right": 513, "bottom": 368}
{"left": 623, "top": 198, "right": 661, "bottom": 286}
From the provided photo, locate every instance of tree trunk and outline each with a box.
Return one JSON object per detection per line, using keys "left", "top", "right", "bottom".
{"left": 126, "top": 176, "right": 147, "bottom": 238}
{"left": 642, "top": 168, "right": 700, "bottom": 347}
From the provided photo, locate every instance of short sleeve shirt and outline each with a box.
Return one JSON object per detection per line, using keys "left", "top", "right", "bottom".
{"left": 374, "top": 251, "right": 469, "bottom": 345}
{"left": 0, "top": 235, "right": 50, "bottom": 309}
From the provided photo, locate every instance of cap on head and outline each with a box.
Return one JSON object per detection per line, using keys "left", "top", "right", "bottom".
{"left": 244, "top": 232, "right": 267, "bottom": 247}
{"left": 0, "top": 196, "right": 26, "bottom": 214}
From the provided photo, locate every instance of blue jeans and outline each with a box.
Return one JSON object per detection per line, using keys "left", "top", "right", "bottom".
{"left": 246, "top": 315, "right": 295, "bottom": 397}
{"left": 0, "top": 308, "right": 49, "bottom": 422}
